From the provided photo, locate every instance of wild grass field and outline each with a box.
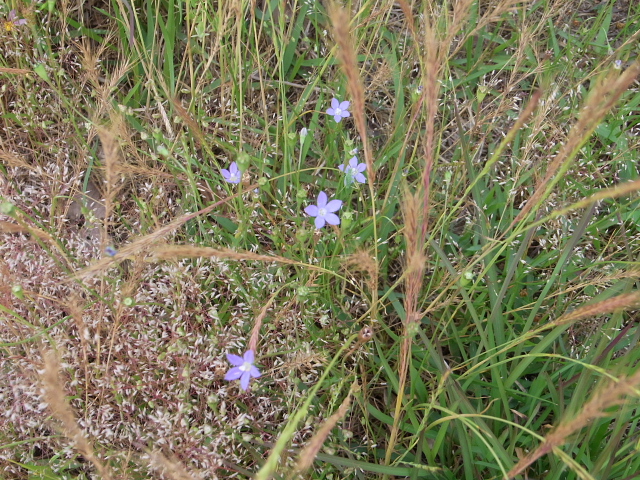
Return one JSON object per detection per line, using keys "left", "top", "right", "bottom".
{"left": 1, "top": 0, "right": 640, "bottom": 478}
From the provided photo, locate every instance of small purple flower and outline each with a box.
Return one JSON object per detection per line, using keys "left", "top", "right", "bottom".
{"left": 326, "top": 98, "right": 351, "bottom": 123}
{"left": 105, "top": 246, "right": 118, "bottom": 257}
{"left": 338, "top": 156, "right": 367, "bottom": 185}
{"left": 304, "top": 191, "right": 343, "bottom": 229}
{"left": 4, "top": 10, "right": 27, "bottom": 32}
{"left": 225, "top": 350, "right": 261, "bottom": 391}
{"left": 221, "top": 162, "right": 241, "bottom": 184}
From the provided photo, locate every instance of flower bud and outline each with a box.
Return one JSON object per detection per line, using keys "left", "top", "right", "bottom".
{"left": 341, "top": 210, "right": 353, "bottom": 229}
{"left": 236, "top": 152, "right": 250, "bottom": 172}
{"left": 297, "top": 286, "right": 311, "bottom": 298}
{"left": 296, "top": 228, "right": 309, "bottom": 242}
{"left": 0, "top": 201, "right": 16, "bottom": 215}
{"left": 460, "top": 271, "right": 474, "bottom": 287}
{"left": 12, "top": 285, "right": 24, "bottom": 299}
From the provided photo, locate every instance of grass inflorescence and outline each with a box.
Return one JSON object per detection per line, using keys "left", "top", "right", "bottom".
{"left": 2, "top": 0, "right": 640, "bottom": 478}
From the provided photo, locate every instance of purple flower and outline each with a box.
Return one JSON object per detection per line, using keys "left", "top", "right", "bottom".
{"left": 338, "top": 156, "right": 367, "bottom": 185}
{"left": 326, "top": 98, "right": 351, "bottom": 123}
{"left": 4, "top": 10, "right": 27, "bottom": 32}
{"left": 221, "top": 162, "right": 241, "bottom": 184}
{"left": 225, "top": 350, "right": 261, "bottom": 391}
{"left": 105, "top": 246, "right": 118, "bottom": 257}
{"left": 304, "top": 191, "right": 343, "bottom": 229}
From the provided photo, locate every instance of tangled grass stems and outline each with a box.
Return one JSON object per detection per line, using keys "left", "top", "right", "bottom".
{"left": 2, "top": 0, "right": 640, "bottom": 478}
{"left": 507, "top": 368, "right": 640, "bottom": 479}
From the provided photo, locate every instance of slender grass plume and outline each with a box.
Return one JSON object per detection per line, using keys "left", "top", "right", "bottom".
{"left": 39, "top": 351, "right": 112, "bottom": 479}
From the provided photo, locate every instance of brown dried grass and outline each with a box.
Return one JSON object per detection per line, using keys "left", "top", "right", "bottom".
{"left": 327, "top": 3, "right": 374, "bottom": 188}
{"left": 293, "top": 384, "right": 355, "bottom": 475}
{"left": 40, "top": 350, "right": 113, "bottom": 479}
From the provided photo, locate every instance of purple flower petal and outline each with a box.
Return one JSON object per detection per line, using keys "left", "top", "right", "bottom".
{"left": 14, "top": 18, "right": 27, "bottom": 26}
{"left": 240, "top": 371, "right": 251, "bottom": 390}
{"left": 333, "top": 114, "right": 343, "bottom": 123}
{"left": 356, "top": 163, "right": 367, "bottom": 173}
{"left": 221, "top": 168, "right": 231, "bottom": 179}
{"left": 314, "top": 216, "right": 326, "bottom": 229}
{"left": 225, "top": 367, "right": 243, "bottom": 381}
{"left": 339, "top": 101, "right": 350, "bottom": 111}
{"left": 331, "top": 98, "right": 339, "bottom": 110}
{"left": 324, "top": 213, "right": 340, "bottom": 225}
{"left": 227, "top": 353, "right": 244, "bottom": 366}
{"left": 317, "top": 191, "right": 328, "bottom": 208}
{"left": 249, "top": 366, "right": 261, "bottom": 378}
{"left": 305, "top": 205, "right": 319, "bottom": 216}
{"left": 354, "top": 173, "right": 366, "bottom": 183}
{"left": 338, "top": 164, "right": 345, "bottom": 172}
{"left": 243, "top": 350, "right": 255, "bottom": 363}
{"left": 325, "top": 199, "right": 343, "bottom": 213}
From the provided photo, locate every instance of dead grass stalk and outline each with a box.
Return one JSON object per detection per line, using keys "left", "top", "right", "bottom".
{"left": 293, "top": 385, "right": 354, "bottom": 476}
{"left": 513, "top": 61, "right": 640, "bottom": 226}
{"left": 40, "top": 350, "right": 112, "bottom": 479}
{"left": 148, "top": 450, "right": 198, "bottom": 480}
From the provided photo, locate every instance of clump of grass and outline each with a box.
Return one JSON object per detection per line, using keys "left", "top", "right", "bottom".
{"left": 2, "top": 0, "right": 640, "bottom": 478}
{"left": 508, "top": 367, "right": 640, "bottom": 479}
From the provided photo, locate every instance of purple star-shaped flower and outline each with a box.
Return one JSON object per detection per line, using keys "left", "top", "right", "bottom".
{"left": 304, "top": 191, "right": 343, "bottom": 229}
{"left": 338, "top": 156, "right": 367, "bottom": 185}
{"left": 5, "top": 10, "right": 27, "bottom": 31}
{"left": 221, "top": 162, "right": 241, "bottom": 184}
{"left": 326, "top": 98, "right": 351, "bottom": 123}
{"left": 225, "top": 350, "right": 261, "bottom": 391}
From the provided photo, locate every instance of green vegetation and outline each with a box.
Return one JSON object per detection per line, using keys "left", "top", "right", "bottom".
{"left": 1, "top": 0, "right": 640, "bottom": 478}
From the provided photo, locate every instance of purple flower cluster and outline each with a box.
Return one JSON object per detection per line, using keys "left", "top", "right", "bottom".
{"left": 222, "top": 98, "right": 371, "bottom": 391}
